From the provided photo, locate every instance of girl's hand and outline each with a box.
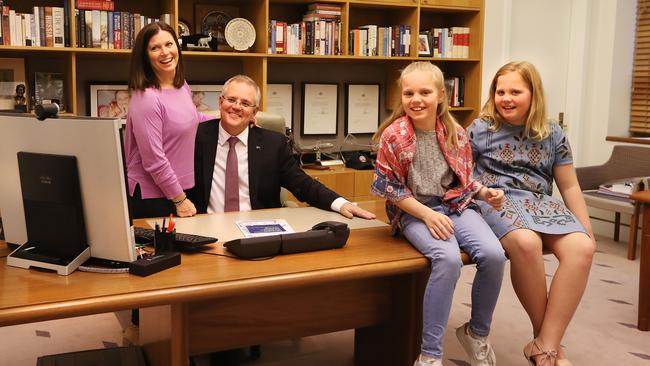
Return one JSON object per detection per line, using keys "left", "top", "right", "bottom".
{"left": 479, "top": 187, "right": 504, "bottom": 211}
{"left": 422, "top": 209, "right": 454, "bottom": 240}
{"left": 175, "top": 198, "right": 197, "bottom": 217}
{"left": 486, "top": 188, "right": 504, "bottom": 210}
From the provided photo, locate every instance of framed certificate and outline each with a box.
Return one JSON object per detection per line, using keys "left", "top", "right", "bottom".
{"left": 345, "top": 83, "right": 380, "bottom": 135}
{"left": 266, "top": 83, "right": 293, "bottom": 129}
{"left": 301, "top": 83, "right": 338, "bottom": 136}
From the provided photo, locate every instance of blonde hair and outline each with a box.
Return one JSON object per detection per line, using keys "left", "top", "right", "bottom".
{"left": 479, "top": 61, "right": 549, "bottom": 140}
{"left": 372, "top": 62, "right": 459, "bottom": 147}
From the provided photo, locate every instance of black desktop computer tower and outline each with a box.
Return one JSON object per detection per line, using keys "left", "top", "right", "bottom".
{"left": 16, "top": 151, "right": 88, "bottom": 262}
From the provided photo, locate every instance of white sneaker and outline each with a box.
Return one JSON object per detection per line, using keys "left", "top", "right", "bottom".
{"left": 455, "top": 322, "right": 496, "bottom": 366}
{"left": 413, "top": 353, "right": 444, "bottom": 366}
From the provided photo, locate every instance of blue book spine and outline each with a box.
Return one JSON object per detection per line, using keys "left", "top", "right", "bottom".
{"left": 107, "top": 11, "right": 113, "bottom": 49}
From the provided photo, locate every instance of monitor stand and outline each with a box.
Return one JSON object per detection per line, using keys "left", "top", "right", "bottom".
{"left": 7, "top": 245, "right": 91, "bottom": 275}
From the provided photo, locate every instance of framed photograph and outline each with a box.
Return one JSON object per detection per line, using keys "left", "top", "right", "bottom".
{"left": 194, "top": 4, "right": 239, "bottom": 52}
{"left": 301, "top": 83, "right": 338, "bottom": 136}
{"left": 418, "top": 32, "right": 431, "bottom": 57}
{"left": 0, "top": 58, "right": 27, "bottom": 112}
{"left": 35, "top": 72, "right": 65, "bottom": 111}
{"left": 266, "top": 83, "right": 293, "bottom": 129}
{"left": 345, "top": 84, "right": 380, "bottom": 135}
{"left": 89, "top": 84, "right": 129, "bottom": 118}
{"left": 188, "top": 84, "right": 224, "bottom": 113}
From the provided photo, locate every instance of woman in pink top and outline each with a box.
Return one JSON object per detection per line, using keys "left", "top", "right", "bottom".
{"left": 125, "top": 22, "right": 208, "bottom": 218}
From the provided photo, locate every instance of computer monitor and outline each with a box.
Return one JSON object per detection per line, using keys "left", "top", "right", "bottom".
{"left": 0, "top": 113, "right": 136, "bottom": 263}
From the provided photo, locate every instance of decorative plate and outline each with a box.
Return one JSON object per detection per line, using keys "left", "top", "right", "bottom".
{"left": 224, "top": 18, "right": 256, "bottom": 51}
{"left": 177, "top": 20, "right": 191, "bottom": 37}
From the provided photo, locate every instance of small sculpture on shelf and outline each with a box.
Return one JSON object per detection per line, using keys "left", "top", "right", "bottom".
{"left": 197, "top": 32, "right": 214, "bottom": 48}
{"left": 180, "top": 33, "right": 218, "bottom": 51}
{"left": 13, "top": 84, "right": 27, "bottom": 112}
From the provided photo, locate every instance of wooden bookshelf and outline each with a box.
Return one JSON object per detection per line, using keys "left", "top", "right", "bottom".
{"left": 0, "top": 0, "right": 484, "bottom": 132}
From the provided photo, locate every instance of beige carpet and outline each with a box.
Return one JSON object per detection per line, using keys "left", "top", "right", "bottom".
{"left": 2, "top": 235, "right": 649, "bottom": 365}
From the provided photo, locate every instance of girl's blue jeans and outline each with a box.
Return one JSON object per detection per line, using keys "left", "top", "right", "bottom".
{"left": 400, "top": 198, "right": 506, "bottom": 358}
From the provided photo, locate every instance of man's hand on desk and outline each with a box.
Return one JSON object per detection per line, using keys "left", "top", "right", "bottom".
{"left": 339, "top": 202, "right": 377, "bottom": 220}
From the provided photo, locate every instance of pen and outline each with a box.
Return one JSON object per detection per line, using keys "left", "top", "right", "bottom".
{"left": 162, "top": 218, "right": 166, "bottom": 232}
{"left": 167, "top": 214, "right": 175, "bottom": 233}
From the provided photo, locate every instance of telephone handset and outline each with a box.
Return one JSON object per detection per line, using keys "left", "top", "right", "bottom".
{"left": 224, "top": 221, "right": 350, "bottom": 259}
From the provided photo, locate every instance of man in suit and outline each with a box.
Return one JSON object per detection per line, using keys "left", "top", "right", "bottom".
{"left": 191, "top": 74, "right": 375, "bottom": 365}
{"left": 191, "top": 74, "right": 375, "bottom": 218}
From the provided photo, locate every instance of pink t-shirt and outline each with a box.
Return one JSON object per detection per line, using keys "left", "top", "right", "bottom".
{"left": 125, "top": 83, "right": 209, "bottom": 199}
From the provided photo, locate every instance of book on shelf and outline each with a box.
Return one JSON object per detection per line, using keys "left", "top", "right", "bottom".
{"left": 429, "top": 26, "right": 469, "bottom": 58}
{"left": 63, "top": 0, "right": 70, "bottom": 47}
{"left": 444, "top": 76, "right": 464, "bottom": 107}
{"left": 32, "top": 6, "right": 40, "bottom": 47}
{"left": 0, "top": 5, "right": 65, "bottom": 47}
{"left": 1, "top": 6, "right": 9, "bottom": 46}
{"left": 268, "top": 3, "right": 342, "bottom": 56}
{"left": 349, "top": 24, "right": 409, "bottom": 57}
{"left": 38, "top": 6, "right": 45, "bottom": 47}
{"left": 34, "top": 72, "right": 65, "bottom": 112}
{"left": 72, "top": 9, "right": 164, "bottom": 49}
{"left": 99, "top": 10, "right": 108, "bottom": 49}
{"left": 52, "top": 7, "right": 65, "bottom": 47}
{"left": 0, "top": 1, "right": 162, "bottom": 49}
{"left": 44, "top": 7, "right": 53, "bottom": 47}
{"left": 307, "top": 3, "right": 343, "bottom": 13}
{"left": 76, "top": 0, "right": 115, "bottom": 11}
{"left": 112, "top": 11, "right": 121, "bottom": 49}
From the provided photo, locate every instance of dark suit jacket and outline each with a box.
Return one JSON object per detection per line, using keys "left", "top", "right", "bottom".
{"left": 190, "top": 119, "right": 340, "bottom": 214}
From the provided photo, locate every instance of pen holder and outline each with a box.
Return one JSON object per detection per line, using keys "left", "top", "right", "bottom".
{"left": 154, "top": 229, "right": 176, "bottom": 253}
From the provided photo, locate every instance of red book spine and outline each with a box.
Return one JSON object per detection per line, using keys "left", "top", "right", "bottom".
{"left": 2, "top": 6, "right": 10, "bottom": 46}
{"left": 44, "top": 6, "right": 53, "bottom": 47}
{"left": 76, "top": 0, "right": 115, "bottom": 11}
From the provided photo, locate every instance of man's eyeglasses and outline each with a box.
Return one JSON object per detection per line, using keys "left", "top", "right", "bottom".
{"left": 220, "top": 95, "right": 256, "bottom": 110}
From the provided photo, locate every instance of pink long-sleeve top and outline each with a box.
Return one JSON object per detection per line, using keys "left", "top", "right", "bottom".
{"left": 125, "top": 82, "right": 209, "bottom": 200}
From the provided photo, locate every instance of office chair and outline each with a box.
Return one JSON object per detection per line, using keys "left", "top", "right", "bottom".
{"left": 255, "top": 112, "right": 298, "bottom": 208}
{"left": 576, "top": 145, "right": 650, "bottom": 260}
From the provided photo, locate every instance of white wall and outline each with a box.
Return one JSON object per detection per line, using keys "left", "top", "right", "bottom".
{"left": 482, "top": 0, "right": 635, "bottom": 166}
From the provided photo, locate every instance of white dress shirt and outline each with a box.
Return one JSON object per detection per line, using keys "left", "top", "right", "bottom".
{"left": 207, "top": 125, "right": 348, "bottom": 214}
{"left": 207, "top": 125, "right": 251, "bottom": 213}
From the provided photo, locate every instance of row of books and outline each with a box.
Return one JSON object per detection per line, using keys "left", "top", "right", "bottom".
{"left": 444, "top": 76, "right": 465, "bottom": 107}
{"left": 424, "top": 27, "right": 471, "bottom": 58}
{"left": 74, "top": 10, "right": 170, "bottom": 49}
{"left": 268, "top": 2, "right": 342, "bottom": 55}
{"left": 269, "top": 20, "right": 341, "bottom": 56}
{"left": 0, "top": 4, "right": 70, "bottom": 47}
{"left": 349, "top": 25, "right": 411, "bottom": 57}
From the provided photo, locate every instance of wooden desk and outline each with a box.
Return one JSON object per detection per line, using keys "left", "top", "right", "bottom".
{"left": 630, "top": 189, "right": 650, "bottom": 331}
{"left": 0, "top": 212, "right": 428, "bottom": 365}
{"left": 288, "top": 166, "right": 380, "bottom": 203}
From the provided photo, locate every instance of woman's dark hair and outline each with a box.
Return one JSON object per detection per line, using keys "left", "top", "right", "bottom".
{"left": 128, "top": 22, "right": 185, "bottom": 91}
